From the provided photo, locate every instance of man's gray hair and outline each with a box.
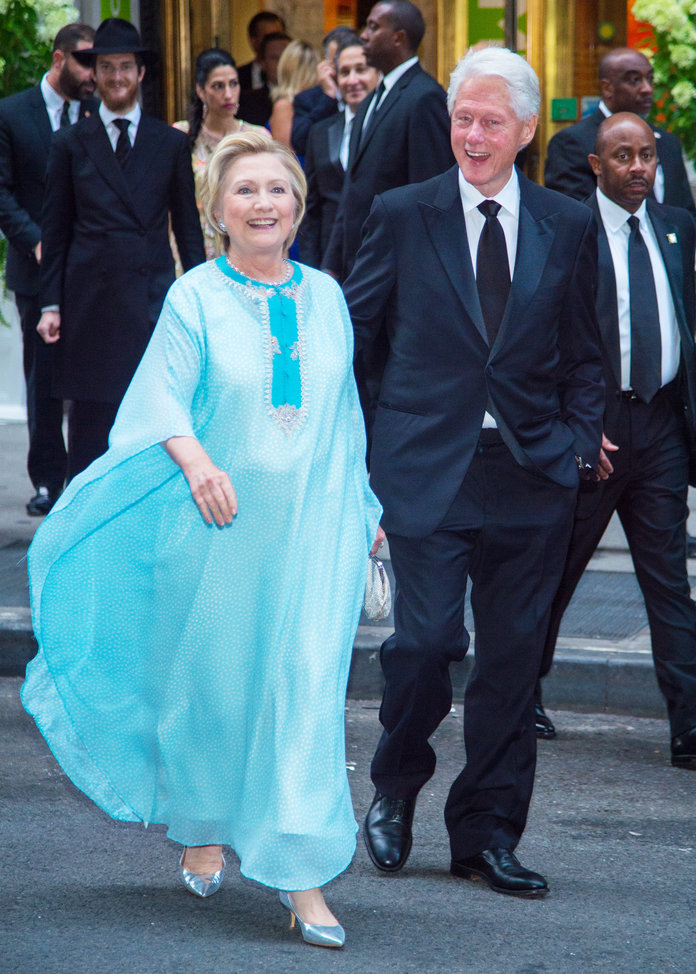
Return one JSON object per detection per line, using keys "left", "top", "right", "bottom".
{"left": 447, "top": 47, "right": 540, "bottom": 120}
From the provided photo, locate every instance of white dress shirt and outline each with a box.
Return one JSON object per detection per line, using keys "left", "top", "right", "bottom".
{"left": 339, "top": 106, "right": 355, "bottom": 170}
{"left": 40, "top": 73, "right": 79, "bottom": 130}
{"left": 99, "top": 102, "right": 141, "bottom": 151}
{"left": 360, "top": 55, "right": 417, "bottom": 131}
{"left": 598, "top": 100, "right": 665, "bottom": 203}
{"left": 596, "top": 188, "right": 680, "bottom": 389}
{"left": 459, "top": 168, "right": 521, "bottom": 427}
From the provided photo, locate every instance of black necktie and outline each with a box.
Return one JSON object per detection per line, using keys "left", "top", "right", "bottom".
{"left": 627, "top": 214, "right": 661, "bottom": 403}
{"left": 114, "top": 118, "right": 131, "bottom": 167}
{"left": 360, "top": 80, "right": 386, "bottom": 145}
{"left": 476, "top": 200, "right": 510, "bottom": 346}
{"left": 59, "top": 100, "right": 71, "bottom": 128}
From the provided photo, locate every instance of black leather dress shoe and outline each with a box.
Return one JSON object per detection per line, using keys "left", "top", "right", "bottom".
{"left": 535, "top": 701, "right": 556, "bottom": 739}
{"left": 671, "top": 726, "right": 696, "bottom": 769}
{"left": 26, "top": 487, "right": 60, "bottom": 517}
{"left": 363, "top": 792, "right": 415, "bottom": 872}
{"left": 451, "top": 847, "right": 549, "bottom": 897}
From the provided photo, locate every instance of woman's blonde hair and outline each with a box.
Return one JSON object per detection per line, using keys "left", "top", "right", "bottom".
{"left": 272, "top": 40, "right": 319, "bottom": 102}
{"left": 201, "top": 131, "right": 307, "bottom": 252}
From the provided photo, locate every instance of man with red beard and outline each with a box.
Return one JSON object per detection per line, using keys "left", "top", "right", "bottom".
{"left": 37, "top": 18, "right": 204, "bottom": 481}
{"left": 0, "top": 22, "right": 96, "bottom": 515}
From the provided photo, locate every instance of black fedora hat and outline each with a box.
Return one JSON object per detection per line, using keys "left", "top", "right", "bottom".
{"left": 72, "top": 18, "right": 157, "bottom": 66}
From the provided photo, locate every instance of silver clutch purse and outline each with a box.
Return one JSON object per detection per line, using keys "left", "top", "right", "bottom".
{"left": 364, "top": 555, "right": 392, "bottom": 622}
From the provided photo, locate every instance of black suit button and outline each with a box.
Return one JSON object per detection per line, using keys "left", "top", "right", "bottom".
{"left": 616, "top": 390, "right": 622, "bottom": 400}
{"left": 486, "top": 366, "right": 493, "bottom": 376}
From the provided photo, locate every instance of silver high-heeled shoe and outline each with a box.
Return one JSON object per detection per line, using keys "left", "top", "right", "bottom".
{"left": 278, "top": 890, "right": 345, "bottom": 949}
{"left": 179, "top": 848, "right": 226, "bottom": 898}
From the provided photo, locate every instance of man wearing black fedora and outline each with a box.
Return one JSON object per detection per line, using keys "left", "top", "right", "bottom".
{"left": 37, "top": 18, "right": 205, "bottom": 480}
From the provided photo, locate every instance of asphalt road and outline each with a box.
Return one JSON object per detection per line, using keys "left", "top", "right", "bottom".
{"left": 3, "top": 678, "right": 695, "bottom": 974}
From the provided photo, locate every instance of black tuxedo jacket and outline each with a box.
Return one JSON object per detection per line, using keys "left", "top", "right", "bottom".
{"left": 586, "top": 192, "right": 696, "bottom": 484}
{"left": 343, "top": 166, "right": 605, "bottom": 537}
{"left": 323, "top": 62, "right": 453, "bottom": 281}
{"left": 0, "top": 85, "right": 97, "bottom": 296}
{"left": 545, "top": 108, "right": 696, "bottom": 214}
{"left": 291, "top": 85, "right": 338, "bottom": 156}
{"left": 41, "top": 112, "right": 205, "bottom": 404}
{"left": 300, "top": 111, "right": 345, "bottom": 267}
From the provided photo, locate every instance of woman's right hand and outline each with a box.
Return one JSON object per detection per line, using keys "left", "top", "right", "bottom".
{"left": 164, "top": 436, "right": 238, "bottom": 526}
{"left": 185, "top": 461, "right": 238, "bottom": 526}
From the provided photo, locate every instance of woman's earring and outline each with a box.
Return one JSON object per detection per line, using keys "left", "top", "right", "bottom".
{"left": 202, "top": 101, "right": 209, "bottom": 119}
{"left": 218, "top": 221, "right": 227, "bottom": 232}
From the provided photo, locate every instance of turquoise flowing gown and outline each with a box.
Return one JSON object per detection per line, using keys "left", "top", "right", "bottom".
{"left": 21, "top": 258, "right": 381, "bottom": 892}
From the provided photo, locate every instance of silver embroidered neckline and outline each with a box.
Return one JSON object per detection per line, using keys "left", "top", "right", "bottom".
{"left": 225, "top": 255, "right": 293, "bottom": 287}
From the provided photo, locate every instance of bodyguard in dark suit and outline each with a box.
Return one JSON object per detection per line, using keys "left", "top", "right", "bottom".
{"left": 345, "top": 48, "right": 604, "bottom": 896}
{"left": 37, "top": 19, "right": 204, "bottom": 481}
{"left": 545, "top": 48, "right": 695, "bottom": 215}
{"left": 537, "top": 114, "right": 696, "bottom": 769}
{"left": 322, "top": 0, "right": 453, "bottom": 282}
{"left": 301, "top": 38, "right": 379, "bottom": 268}
{"left": 0, "top": 22, "right": 96, "bottom": 514}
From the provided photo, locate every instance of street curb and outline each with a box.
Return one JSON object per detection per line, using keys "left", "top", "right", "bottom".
{"left": 1, "top": 612, "right": 665, "bottom": 719}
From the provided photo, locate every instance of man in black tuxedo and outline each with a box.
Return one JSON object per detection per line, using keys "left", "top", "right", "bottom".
{"left": 344, "top": 47, "right": 604, "bottom": 896}
{"left": 0, "top": 22, "right": 96, "bottom": 515}
{"left": 301, "top": 37, "right": 379, "bottom": 268}
{"left": 322, "top": 0, "right": 453, "bottom": 283}
{"left": 37, "top": 19, "right": 204, "bottom": 481}
{"left": 290, "top": 26, "right": 358, "bottom": 157}
{"left": 236, "top": 10, "right": 286, "bottom": 93}
{"left": 537, "top": 113, "right": 696, "bottom": 769}
{"left": 545, "top": 48, "right": 695, "bottom": 215}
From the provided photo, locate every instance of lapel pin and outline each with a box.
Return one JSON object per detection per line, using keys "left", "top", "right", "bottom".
{"left": 667, "top": 232, "right": 678, "bottom": 244}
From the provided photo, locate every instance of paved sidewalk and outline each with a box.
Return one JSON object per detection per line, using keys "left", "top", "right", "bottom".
{"left": 3, "top": 418, "right": 696, "bottom": 718}
{"left": 2, "top": 678, "right": 694, "bottom": 974}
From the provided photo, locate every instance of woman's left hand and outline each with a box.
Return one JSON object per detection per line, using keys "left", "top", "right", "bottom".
{"left": 370, "top": 525, "right": 386, "bottom": 557}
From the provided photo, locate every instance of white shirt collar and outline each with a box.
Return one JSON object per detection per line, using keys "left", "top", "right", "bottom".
{"left": 99, "top": 101, "right": 142, "bottom": 129}
{"left": 458, "top": 167, "right": 520, "bottom": 219}
{"left": 344, "top": 105, "right": 356, "bottom": 125}
{"left": 41, "top": 73, "right": 68, "bottom": 114}
{"left": 596, "top": 187, "right": 647, "bottom": 233}
{"left": 382, "top": 55, "right": 418, "bottom": 92}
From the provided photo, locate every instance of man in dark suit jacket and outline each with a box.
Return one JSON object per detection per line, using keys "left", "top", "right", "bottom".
{"left": 323, "top": 0, "right": 453, "bottom": 441}
{"left": 537, "top": 113, "right": 696, "bottom": 769}
{"left": 37, "top": 19, "right": 204, "bottom": 481}
{"left": 0, "top": 22, "right": 96, "bottom": 515}
{"left": 236, "top": 10, "right": 286, "bottom": 93}
{"left": 290, "top": 26, "right": 358, "bottom": 157}
{"left": 344, "top": 48, "right": 604, "bottom": 896}
{"left": 301, "top": 38, "right": 379, "bottom": 268}
{"left": 545, "top": 48, "right": 695, "bottom": 215}
{"left": 237, "top": 31, "right": 291, "bottom": 128}
{"left": 322, "top": 0, "right": 453, "bottom": 283}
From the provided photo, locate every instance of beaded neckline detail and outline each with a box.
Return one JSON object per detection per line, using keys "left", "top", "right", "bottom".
{"left": 214, "top": 257, "right": 307, "bottom": 435}
{"left": 225, "top": 255, "right": 293, "bottom": 287}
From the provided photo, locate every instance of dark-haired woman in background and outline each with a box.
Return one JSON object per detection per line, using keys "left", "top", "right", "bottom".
{"left": 174, "top": 48, "right": 269, "bottom": 259}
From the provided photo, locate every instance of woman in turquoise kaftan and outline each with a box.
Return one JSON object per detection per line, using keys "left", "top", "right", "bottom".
{"left": 21, "top": 133, "right": 382, "bottom": 944}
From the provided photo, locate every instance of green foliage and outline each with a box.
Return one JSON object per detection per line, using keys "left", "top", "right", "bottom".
{"left": 632, "top": 0, "right": 696, "bottom": 162}
{"left": 0, "top": 1, "right": 50, "bottom": 99}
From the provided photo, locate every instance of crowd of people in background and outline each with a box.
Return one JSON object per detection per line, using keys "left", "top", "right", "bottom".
{"left": 3, "top": 0, "right": 696, "bottom": 954}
